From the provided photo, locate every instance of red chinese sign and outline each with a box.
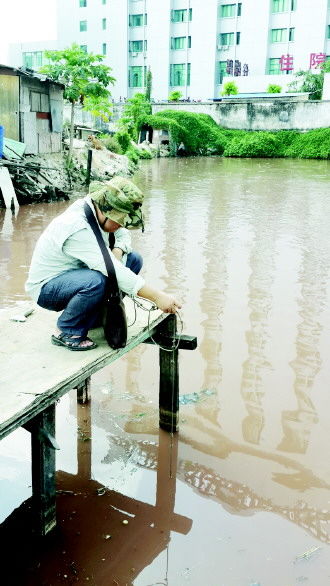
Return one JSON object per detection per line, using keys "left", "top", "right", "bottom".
{"left": 309, "top": 52, "right": 326, "bottom": 69}
{"left": 280, "top": 54, "right": 294, "bottom": 71}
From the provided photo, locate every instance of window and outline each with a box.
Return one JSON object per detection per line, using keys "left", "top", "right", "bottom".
{"left": 219, "top": 32, "right": 235, "bottom": 45}
{"left": 102, "top": 43, "right": 107, "bottom": 55}
{"left": 128, "top": 65, "right": 147, "bottom": 87}
{"left": 171, "top": 8, "right": 192, "bottom": 22}
{"left": 80, "top": 45, "right": 87, "bottom": 52}
{"left": 236, "top": 31, "right": 241, "bottom": 44}
{"left": 102, "top": 0, "right": 106, "bottom": 4}
{"left": 23, "top": 51, "right": 43, "bottom": 69}
{"left": 220, "top": 4, "right": 235, "bottom": 18}
{"left": 129, "top": 40, "right": 147, "bottom": 52}
{"left": 328, "top": 25, "right": 330, "bottom": 39}
{"left": 80, "top": 20, "right": 87, "bottom": 31}
{"left": 171, "top": 36, "right": 191, "bottom": 50}
{"left": 79, "top": 0, "right": 87, "bottom": 6}
{"left": 267, "top": 58, "right": 282, "bottom": 74}
{"left": 237, "top": 3, "right": 242, "bottom": 16}
{"left": 170, "top": 63, "right": 191, "bottom": 86}
{"left": 289, "top": 27, "right": 295, "bottom": 41}
{"left": 218, "top": 61, "right": 228, "bottom": 84}
{"left": 272, "top": 0, "right": 289, "bottom": 12}
{"left": 291, "top": 0, "right": 297, "bottom": 9}
{"left": 102, "top": 17, "right": 107, "bottom": 29}
{"left": 271, "top": 28, "right": 287, "bottom": 42}
{"left": 129, "top": 13, "right": 147, "bottom": 26}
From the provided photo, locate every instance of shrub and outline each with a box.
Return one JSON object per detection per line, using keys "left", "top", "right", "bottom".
{"left": 115, "top": 131, "right": 131, "bottom": 153}
{"left": 285, "top": 128, "right": 330, "bottom": 159}
{"left": 168, "top": 90, "right": 182, "bottom": 101}
{"left": 224, "top": 132, "right": 280, "bottom": 158}
{"left": 267, "top": 84, "right": 282, "bottom": 94}
{"left": 101, "top": 135, "right": 122, "bottom": 154}
{"left": 126, "top": 145, "right": 140, "bottom": 164}
{"left": 221, "top": 81, "right": 239, "bottom": 96}
{"left": 138, "top": 148, "right": 153, "bottom": 159}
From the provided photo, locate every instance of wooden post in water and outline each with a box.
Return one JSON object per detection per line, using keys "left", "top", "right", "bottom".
{"left": 30, "top": 404, "right": 57, "bottom": 536}
{"left": 159, "top": 314, "right": 179, "bottom": 432}
{"left": 85, "top": 149, "right": 93, "bottom": 189}
{"left": 77, "top": 376, "right": 91, "bottom": 404}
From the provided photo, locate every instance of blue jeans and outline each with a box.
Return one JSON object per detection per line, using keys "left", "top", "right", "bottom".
{"left": 38, "top": 252, "right": 143, "bottom": 338}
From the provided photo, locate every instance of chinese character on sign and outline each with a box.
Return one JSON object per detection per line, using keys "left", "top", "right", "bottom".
{"left": 243, "top": 63, "right": 249, "bottom": 76}
{"left": 280, "top": 54, "right": 294, "bottom": 71}
{"left": 309, "top": 52, "right": 326, "bottom": 69}
{"left": 234, "top": 60, "right": 241, "bottom": 76}
{"left": 226, "top": 59, "right": 233, "bottom": 75}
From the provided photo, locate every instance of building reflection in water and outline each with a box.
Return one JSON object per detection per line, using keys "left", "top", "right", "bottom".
{"left": 240, "top": 201, "right": 277, "bottom": 445}
{"left": 278, "top": 200, "right": 328, "bottom": 455}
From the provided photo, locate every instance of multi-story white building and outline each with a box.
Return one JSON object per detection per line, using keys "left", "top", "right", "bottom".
{"left": 9, "top": 0, "right": 330, "bottom": 101}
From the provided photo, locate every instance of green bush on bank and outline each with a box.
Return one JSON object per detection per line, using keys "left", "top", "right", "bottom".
{"left": 138, "top": 110, "right": 226, "bottom": 155}
{"left": 137, "top": 109, "right": 330, "bottom": 160}
{"left": 223, "top": 128, "right": 330, "bottom": 159}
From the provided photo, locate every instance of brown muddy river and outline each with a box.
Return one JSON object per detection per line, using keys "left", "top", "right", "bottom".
{"left": 1, "top": 156, "right": 330, "bottom": 585}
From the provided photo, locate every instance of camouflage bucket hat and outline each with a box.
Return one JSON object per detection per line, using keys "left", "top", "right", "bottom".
{"left": 89, "top": 176, "right": 144, "bottom": 230}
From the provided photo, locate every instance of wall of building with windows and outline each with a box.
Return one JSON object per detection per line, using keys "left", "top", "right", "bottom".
{"left": 8, "top": 0, "right": 330, "bottom": 101}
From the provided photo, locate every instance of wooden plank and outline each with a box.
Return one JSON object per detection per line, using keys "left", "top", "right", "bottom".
{"left": 38, "top": 133, "right": 51, "bottom": 154}
{"left": 30, "top": 404, "right": 57, "bottom": 535}
{"left": 22, "top": 112, "right": 38, "bottom": 154}
{"left": 50, "top": 132, "right": 61, "bottom": 153}
{"left": 30, "top": 92, "right": 41, "bottom": 112}
{"left": 158, "top": 314, "right": 179, "bottom": 432}
{"left": 0, "top": 167, "right": 19, "bottom": 208}
{"left": 40, "top": 94, "right": 50, "bottom": 113}
{"left": 3, "top": 137, "right": 26, "bottom": 159}
{"left": 0, "top": 74, "right": 19, "bottom": 140}
{"left": 0, "top": 301, "right": 167, "bottom": 440}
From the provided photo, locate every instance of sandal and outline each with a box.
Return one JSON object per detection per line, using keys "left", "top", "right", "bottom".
{"left": 51, "top": 333, "right": 97, "bottom": 351}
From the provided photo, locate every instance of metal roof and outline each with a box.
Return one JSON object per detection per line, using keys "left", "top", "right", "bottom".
{"left": 0, "top": 64, "right": 64, "bottom": 87}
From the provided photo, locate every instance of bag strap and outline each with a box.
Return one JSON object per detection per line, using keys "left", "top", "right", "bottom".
{"left": 84, "top": 202, "right": 120, "bottom": 297}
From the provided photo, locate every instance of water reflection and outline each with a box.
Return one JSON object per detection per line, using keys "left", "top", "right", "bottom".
{"left": 2, "top": 158, "right": 330, "bottom": 583}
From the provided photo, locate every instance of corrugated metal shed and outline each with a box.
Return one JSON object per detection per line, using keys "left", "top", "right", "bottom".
{"left": 0, "top": 65, "right": 64, "bottom": 155}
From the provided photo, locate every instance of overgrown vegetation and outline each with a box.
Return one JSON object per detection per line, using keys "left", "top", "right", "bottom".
{"left": 136, "top": 109, "right": 330, "bottom": 159}
{"left": 138, "top": 110, "right": 226, "bottom": 155}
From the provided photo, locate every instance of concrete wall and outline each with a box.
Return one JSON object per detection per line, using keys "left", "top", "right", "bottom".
{"left": 152, "top": 100, "right": 330, "bottom": 131}
{"left": 322, "top": 73, "right": 330, "bottom": 101}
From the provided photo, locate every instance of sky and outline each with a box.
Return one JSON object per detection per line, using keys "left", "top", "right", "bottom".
{"left": 0, "top": 0, "right": 57, "bottom": 64}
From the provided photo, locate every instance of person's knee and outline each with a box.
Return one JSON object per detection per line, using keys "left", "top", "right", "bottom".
{"left": 83, "top": 270, "right": 107, "bottom": 301}
{"left": 126, "top": 251, "right": 143, "bottom": 275}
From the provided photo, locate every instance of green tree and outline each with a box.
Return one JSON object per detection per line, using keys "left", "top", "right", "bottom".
{"left": 120, "top": 93, "right": 152, "bottom": 141}
{"left": 40, "top": 43, "right": 115, "bottom": 161}
{"left": 288, "top": 70, "right": 323, "bottom": 100}
{"left": 221, "top": 81, "right": 239, "bottom": 96}
{"left": 145, "top": 68, "right": 152, "bottom": 102}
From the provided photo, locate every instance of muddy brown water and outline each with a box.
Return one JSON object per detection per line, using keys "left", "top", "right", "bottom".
{"left": 1, "top": 156, "right": 330, "bottom": 585}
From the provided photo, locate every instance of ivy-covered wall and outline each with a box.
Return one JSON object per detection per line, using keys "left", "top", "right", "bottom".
{"left": 152, "top": 100, "right": 330, "bottom": 132}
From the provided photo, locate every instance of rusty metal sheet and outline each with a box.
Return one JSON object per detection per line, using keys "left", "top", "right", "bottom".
{"left": 0, "top": 74, "right": 19, "bottom": 141}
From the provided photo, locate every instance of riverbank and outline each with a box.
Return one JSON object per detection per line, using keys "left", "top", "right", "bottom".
{"left": 138, "top": 110, "right": 330, "bottom": 159}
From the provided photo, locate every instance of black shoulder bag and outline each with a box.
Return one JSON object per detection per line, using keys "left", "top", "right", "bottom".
{"left": 84, "top": 202, "right": 127, "bottom": 349}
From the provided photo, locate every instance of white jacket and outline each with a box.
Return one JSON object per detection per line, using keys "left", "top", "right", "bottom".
{"left": 25, "top": 196, "right": 145, "bottom": 302}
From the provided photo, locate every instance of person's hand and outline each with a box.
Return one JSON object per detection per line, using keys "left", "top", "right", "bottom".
{"left": 154, "top": 291, "right": 182, "bottom": 313}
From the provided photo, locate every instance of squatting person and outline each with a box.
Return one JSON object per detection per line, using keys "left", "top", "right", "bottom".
{"left": 25, "top": 176, "right": 181, "bottom": 351}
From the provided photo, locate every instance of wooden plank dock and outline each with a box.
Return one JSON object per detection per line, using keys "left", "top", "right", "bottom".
{"left": 0, "top": 299, "right": 197, "bottom": 535}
